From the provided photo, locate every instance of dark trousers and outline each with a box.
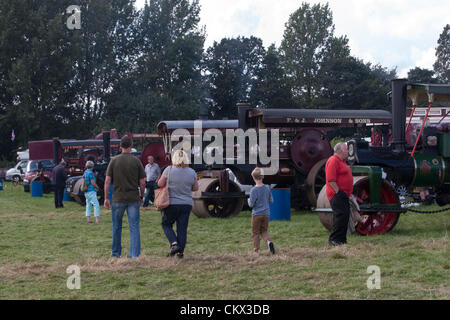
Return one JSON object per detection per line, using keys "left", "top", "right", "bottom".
{"left": 161, "top": 204, "right": 192, "bottom": 253}
{"left": 329, "top": 191, "right": 350, "bottom": 243}
{"left": 143, "top": 180, "right": 158, "bottom": 207}
{"left": 54, "top": 186, "right": 65, "bottom": 208}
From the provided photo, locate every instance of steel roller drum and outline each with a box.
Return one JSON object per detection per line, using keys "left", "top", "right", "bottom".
{"left": 192, "top": 178, "right": 244, "bottom": 218}
{"left": 316, "top": 176, "right": 400, "bottom": 235}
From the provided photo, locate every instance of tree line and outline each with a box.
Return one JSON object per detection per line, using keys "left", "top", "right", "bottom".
{"left": 0, "top": 0, "right": 449, "bottom": 162}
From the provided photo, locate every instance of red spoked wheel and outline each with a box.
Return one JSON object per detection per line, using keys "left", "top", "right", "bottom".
{"left": 353, "top": 177, "right": 400, "bottom": 235}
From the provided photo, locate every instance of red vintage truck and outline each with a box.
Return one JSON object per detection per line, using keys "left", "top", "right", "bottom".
{"left": 24, "top": 136, "right": 121, "bottom": 193}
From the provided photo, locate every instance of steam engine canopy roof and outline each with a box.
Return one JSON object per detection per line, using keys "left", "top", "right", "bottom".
{"left": 157, "top": 120, "right": 238, "bottom": 134}
{"left": 407, "top": 83, "right": 450, "bottom": 104}
{"left": 247, "top": 109, "right": 392, "bottom": 125}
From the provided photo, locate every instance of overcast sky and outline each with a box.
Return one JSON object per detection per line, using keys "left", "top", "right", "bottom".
{"left": 135, "top": 0, "right": 450, "bottom": 77}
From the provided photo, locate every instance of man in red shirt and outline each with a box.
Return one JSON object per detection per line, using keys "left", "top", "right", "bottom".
{"left": 325, "top": 142, "right": 353, "bottom": 246}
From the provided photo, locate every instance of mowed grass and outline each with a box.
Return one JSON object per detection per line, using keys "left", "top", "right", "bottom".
{"left": 0, "top": 181, "right": 448, "bottom": 300}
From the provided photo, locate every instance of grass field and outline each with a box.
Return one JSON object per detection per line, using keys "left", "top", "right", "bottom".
{"left": 0, "top": 181, "right": 448, "bottom": 300}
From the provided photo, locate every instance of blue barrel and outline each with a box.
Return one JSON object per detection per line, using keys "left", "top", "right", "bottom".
{"left": 31, "top": 181, "right": 43, "bottom": 197}
{"left": 0, "top": 178, "right": 3, "bottom": 191}
{"left": 269, "top": 188, "right": 291, "bottom": 221}
{"left": 63, "top": 189, "right": 72, "bottom": 202}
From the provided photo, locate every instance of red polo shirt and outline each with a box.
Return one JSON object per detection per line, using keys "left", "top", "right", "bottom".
{"left": 325, "top": 154, "right": 353, "bottom": 200}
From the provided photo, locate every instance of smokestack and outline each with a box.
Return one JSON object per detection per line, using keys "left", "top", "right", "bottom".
{"left": 103, "top": 131, "right": 111, "bottom": 162}
{"left": 237, "top": 102, "right": 250, "bottom": 131}
{"left": 391, "top": 79, "right": 408, "bottom": 154}
{"left": 199, "top": 104, "right": 209, "bottom": 120}
{"left": 53, "top": 138, "right": 60, "bottom": 165}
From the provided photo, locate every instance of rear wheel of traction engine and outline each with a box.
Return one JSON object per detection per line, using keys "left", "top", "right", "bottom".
{"left": 72, "top": 178, "right": 86, "bottom": 205}
{"left": 192, "top": 178, "right": 244, "bottom": 218}
{"left": 316, "top": 176, "right": 400, "bottom": 235}
{"left": 306, "top": 158, "right": 328, "bottom": 207}
{"left": 353, "top": 177, "right": 400, "bottom": 235}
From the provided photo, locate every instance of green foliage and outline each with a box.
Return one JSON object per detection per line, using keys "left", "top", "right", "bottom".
{"left": 205, "top": 36, "right": 266, "bottom": 119}
{"left": 0, "top": 158, "right": 15, "bottom": 168}
{"left": 102, "top": 0, "right": 205, "bottom": 132}
{"left": 278, "top": 2, "right": 395, "bottom": 111}
{"left": 0, "top": 0, "right": 140, "bottom": 159}
{"left": 4, "top": 1, "right": 446, "bottom": 163}
{"left": 434, "top": 24, "right": 450, "bottom": 83}
{"left": 70, "top": 0, "right": 139, "bottom": 136}
{"left": 316, "top": 59, "right": 394, "bottom": 110}
{"left": 250, "top": 44, "right": 295, "bottom": 108}
{"left": 280, "top": 2, "right": 335, "bottom": 106}
{"left": 408, "top": 67, "right": 437, "bottom": 83}
{"left": 330, "top": 136, "right": 351, "bottom": 148}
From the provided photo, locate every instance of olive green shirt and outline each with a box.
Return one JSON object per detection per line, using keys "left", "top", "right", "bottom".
{"left": 105, "top": 153, "right": 146, "bottom": 203}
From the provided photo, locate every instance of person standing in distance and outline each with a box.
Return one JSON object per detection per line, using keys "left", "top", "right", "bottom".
{"left": 325, "top": 142, "right": 354, "bottom": 246}
{"left": 51, "top": 159, "right": 68, "bottom": 209}
{"left": 83, "top": 160, "right": 101, "bottom": 223}
{"left": 104, "top": 136, "right": 146, "bottom": 258}
{"left": 143, "top": 156, "right": 161, "bottom": 208}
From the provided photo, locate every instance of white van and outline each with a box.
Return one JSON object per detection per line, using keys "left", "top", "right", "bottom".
{"left": 17, "top": 150, "right": 29, "bottom": 161}
{"left": 5, "top": 160, "right": 29, "bottom": 182}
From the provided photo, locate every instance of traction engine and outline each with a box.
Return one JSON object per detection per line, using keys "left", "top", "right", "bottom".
{"left": 316, "top": 79, "right": 450, "bottom": 235}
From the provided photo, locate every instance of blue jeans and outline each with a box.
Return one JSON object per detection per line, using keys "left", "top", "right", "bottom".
{"left": 161, "top": 205, "right": 192, "bottom": 253}
{"left": 85, "top": 191, "right": 100, "bottom": 217}
{"left": 111, "top": 201, "right": 141, "bottom": 258}
{"left": 143, "top": 181, "right": 158, "bottom": 207}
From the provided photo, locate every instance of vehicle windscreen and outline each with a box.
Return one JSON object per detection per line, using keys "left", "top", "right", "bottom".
{"left": 17, "top": 160, "right": 28, "bottom": 169}
{"left": 27, "top": 160, "right": 54, "bottom": 172}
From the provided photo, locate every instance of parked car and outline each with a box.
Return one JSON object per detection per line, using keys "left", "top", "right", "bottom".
{"left": 23, "top": 159, "right": 55, "bottom": 193}
{"left": 5, "top": 160, "right": 29, "bottom": 182}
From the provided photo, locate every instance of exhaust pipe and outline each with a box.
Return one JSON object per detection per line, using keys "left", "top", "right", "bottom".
{"left": 103, "top": 131, "right": 111, "bottom": 162}
{"left": 391, "top": 79, "right": 408, "bottom": 154}
{"left": 237, "top": 102, "right": 250, "bottom": 131}
{"left": 53, "top": 138, "right": 60, "bottom": 165}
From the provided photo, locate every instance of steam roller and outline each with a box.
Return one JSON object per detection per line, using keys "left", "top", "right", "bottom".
{"left": 71, "top": 178, "right": 86, "bottom": 205}
{"left": 192, "top": 177, "right": 245, "bottom": 218}
{"left": 305, "top": 158, "right": 328, "bottom": 207}
{"left": 316, "top": 176, "right": 401, "bottom": 235}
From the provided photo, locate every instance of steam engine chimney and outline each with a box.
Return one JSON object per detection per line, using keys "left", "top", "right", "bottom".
{"left": 53, "top": 138, "right": 60, "bottom": 165}
{"left": 237, "top": 101, "right": 250, "bottom": 131}
{"left": 391, "top": 79, "right": 408, "bottom": 154}
{"left": 103, "top": 131, "right": 111, "bottom": 162}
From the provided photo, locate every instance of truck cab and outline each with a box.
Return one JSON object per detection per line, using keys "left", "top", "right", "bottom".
{"left": 5, "top": 160, "right": 29, "bottom": 182}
